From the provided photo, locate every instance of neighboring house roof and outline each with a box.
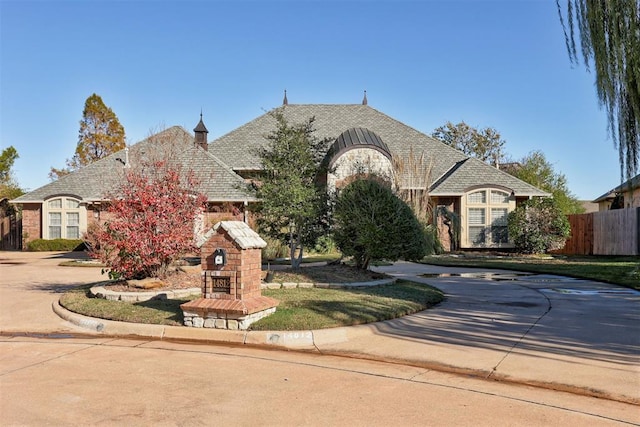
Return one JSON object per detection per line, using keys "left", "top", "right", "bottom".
{"left": 12, "top": 126, "right": 255, "bottom": 204}
{"left": 593, "top": 173, "right": 640, "bottom": 203}
{"left": 211, "top": 104, "right": 547, "bottom": 196}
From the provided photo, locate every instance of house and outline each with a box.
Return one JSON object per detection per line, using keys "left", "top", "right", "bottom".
{"left": 12, "top": 96, "right": 548, "bottom": 250}
{"left": 592, "top": 173, "right": 640, "bottom": 210}
{"left": 12, "top": 124, "right": 256, "bottom": 246}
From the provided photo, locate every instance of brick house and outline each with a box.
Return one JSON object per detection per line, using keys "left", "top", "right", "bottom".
{"left": 12, "top": 122, "right": 256, "bottom": 246}
{"left": 11, "top": 97, "right": 548, "bottom": 250}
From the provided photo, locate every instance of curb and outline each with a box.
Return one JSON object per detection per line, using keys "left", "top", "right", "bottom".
{"left": 52, "top": 300, "right": 319, "bottom": 350}
{"left": 51, "top": 300, "right": 638, "bottom": 405}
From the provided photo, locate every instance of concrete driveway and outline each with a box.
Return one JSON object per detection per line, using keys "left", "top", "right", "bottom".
{"left": 1, "top": 252, "right": 639, "bottom": 409}
{"left": 360, "top": 262, "right": 640, "bottom": 404}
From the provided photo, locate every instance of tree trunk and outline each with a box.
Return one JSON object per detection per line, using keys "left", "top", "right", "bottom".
{"left": 291, "top": 233, "right": 304, "bottom": 270}
{"left": 289, "top": 227, "right": 298, "bottom": 270}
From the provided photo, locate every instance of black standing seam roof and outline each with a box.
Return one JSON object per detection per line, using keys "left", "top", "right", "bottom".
{"left": 327, "top": 127, "right": 392, "bottom": 167}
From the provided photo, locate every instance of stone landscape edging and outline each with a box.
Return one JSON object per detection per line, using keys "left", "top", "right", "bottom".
{"left": 88, "top": 278, "right": 397, "bottom": 302}
{"left": 261, "top": 278, "right": 396, "bottom": 290}
{"left": 89, "top": 285, "right": 201, "bottom": 302}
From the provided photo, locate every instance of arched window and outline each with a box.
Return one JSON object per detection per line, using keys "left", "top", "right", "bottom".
{"left": 465, "top": 189, "right": 511, "bottom": 247}
{"left": 44, "top": 197, "right": 84, "bottom": 239}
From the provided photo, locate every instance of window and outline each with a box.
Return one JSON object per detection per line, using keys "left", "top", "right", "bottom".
{"left": 48, "top": 199, "right": 62, "bottom": 209}
{"left": 465, "top": 189, "right": 511, "bottom": 247}
{"left": 490, "top": 208, "right": 509, "bottom": 244}
{"left": 66, "top": 212, "right": 80, "bottom": 239}
{"left": 491, "top": 190, "right": 509, "bottom": 204}
{"left": 48, "top": 212, "right": 62, "bottom": 239}
{"left": 45, "top": 197, "right": 83, "bottom": 239}
{"left": 468, "top": 208, "right": 486, "bottom": 244}
{"left": 66, "top": 199, "right": 80, "bottom": 209}
{"left": 468, "top": 191, "right": 486, "bottom": 204}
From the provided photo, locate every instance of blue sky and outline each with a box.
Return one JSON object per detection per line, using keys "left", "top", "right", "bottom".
{"left": 0, "top": 0, "right": 621, "bottom": 200}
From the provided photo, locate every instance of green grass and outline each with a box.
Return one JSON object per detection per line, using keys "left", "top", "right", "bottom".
{"left": 59, "top": 280, "right": 444, "bottom": 330}
{"left": 59, "top": 285, "right": 199, "bottom": 326}
{"left": 422, "top": 255, "right": 640, "bottom": 290}
{"left": 251, "top": 281, "right": 444, "bottom": 330}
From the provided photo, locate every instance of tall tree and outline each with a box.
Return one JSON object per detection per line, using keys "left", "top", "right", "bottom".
{"left": 0, "top": 146, "right": 19, "bottom": 183}
{"left": 254, "top": 110, "right": 330, "bottom": 270}
{"left": 50, "top": 93, "right": 126, "bottom": 180}
{"left": 431, "top": 121, "right": 506, "bottom": 165}
{"left": 505, "top": 150, "right": 585, "bottom": 215}
{"left": 0, "top": 146, "right": 24, "bottom": 202}
{"left": 557, "top": 0, "right": 639, "bottom": 182}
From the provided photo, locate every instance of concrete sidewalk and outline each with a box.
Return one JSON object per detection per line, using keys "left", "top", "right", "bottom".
{"left": 2, "top": 252, "right": 639, "bottom": 405}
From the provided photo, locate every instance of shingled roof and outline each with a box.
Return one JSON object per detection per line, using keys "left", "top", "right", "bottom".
{"left": 13, "top": 126, "right": 255, "bottom": 204}
{"left": 14, "top": 104, "right": 548, "bottom": 204}
{"left": 210, "top": 104, "right": 547, "bottom": 197}
{"left": 430, "top": 157, "right": 549, "bottom": 196}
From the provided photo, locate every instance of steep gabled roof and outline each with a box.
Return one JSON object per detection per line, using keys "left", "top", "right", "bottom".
{"left": 430, "top": 158, "right": 549, "bottom": 196}
{"left": 12, "top": 126, "right": 255, "bottom": 204}
{"left": 211, "top": 104, "right": 546, "bottom": 196}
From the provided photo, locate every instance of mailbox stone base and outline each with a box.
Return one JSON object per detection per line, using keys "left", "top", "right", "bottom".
{"left": 181, "top": 295, "right": 279, "bottom": 330}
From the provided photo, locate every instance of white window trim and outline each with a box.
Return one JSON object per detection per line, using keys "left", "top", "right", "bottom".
{"left": 43, "top": 197, "right": 87, "bottom": 240}
{"left": 461, "top": 188, "right": 515, "bottom": 248}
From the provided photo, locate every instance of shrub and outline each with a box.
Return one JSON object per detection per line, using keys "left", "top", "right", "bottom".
{"left": 313, "top": 235, "right": 336, "bottom": 254}
{"left": 261, "top": 236, "right": 289, "bottom": 260}
{"left": 507, "top": 197, "right": 570, "bottom": 254}
{"left": 86, "top": 159, "right": 207, "bottom": 280}
{"left": 333, "top": 179, "right": 427, "bottom": 270}
{"left": 26, "top": 239, "right": 86, "bottom": 252}
{"left": 423, "top": 224, "right": 444, "bottom": 255}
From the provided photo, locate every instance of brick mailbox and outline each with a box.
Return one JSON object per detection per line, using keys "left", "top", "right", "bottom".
{"left": 181, "top": 221, "right": 278, "bottom": 330}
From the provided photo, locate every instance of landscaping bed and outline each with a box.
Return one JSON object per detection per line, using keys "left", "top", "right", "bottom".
{"left": 59, "top": 264, "right": 444, "bottom": 329}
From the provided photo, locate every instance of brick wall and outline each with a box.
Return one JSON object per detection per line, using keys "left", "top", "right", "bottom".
{"left": 21, "top": 203, "right": 41, "bottom": 247}
{"left": 434, "top": 198, "right": 458, "bottom": 252}
{"left": 201, "top": 229, "right": 263, "bottom": 300}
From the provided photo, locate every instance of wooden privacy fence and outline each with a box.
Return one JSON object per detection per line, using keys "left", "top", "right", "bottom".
{"left": 1, "top": 215, "right": 22, "bottom": 250}
{"left": 555, "top": 208, "right": 639, "bottom": 255}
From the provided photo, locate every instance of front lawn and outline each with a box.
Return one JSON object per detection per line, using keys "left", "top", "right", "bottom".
{"left": 59, "top": 280, "right": 444, "bottom": 330}
{"left": 60, "top": 285, "right": 195, "bottom": 326}
{"left": 252, "top": 281, "right": 443, "bottom": 330}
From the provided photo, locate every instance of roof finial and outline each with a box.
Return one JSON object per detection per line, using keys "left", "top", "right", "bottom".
{"left": 283, "top": 89, "right": 288, "bottom": 105}
{"left": 362, "top": 90, "right": 368, "bottom": 105}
